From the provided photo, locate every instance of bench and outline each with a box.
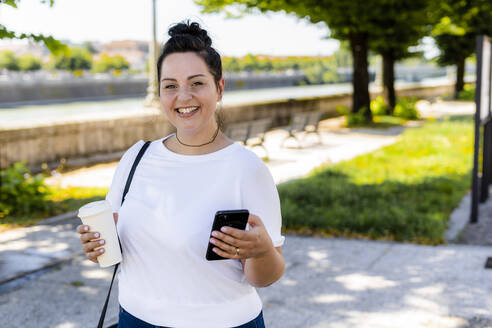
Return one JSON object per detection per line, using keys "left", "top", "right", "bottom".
{"left": 281, "top": 111, "right": 323, "bottom": 148}
{"left": 225, "top": 118, "right": 273, "bottom": 155}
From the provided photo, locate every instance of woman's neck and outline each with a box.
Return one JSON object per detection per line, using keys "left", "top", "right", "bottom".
{"left": 164, "top": 131, "right": 232, "bottom": 155}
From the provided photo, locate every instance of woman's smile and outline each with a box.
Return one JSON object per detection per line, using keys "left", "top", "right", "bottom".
{"left": 175, "top": 106, "right": 200, "bottom": 118}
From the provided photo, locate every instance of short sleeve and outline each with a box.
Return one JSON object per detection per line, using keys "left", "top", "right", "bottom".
{"left": 241, "top": 159, "right": 285, "bottom": 247}
{"left": 105, "top": 140, "right": 145, "bottom": 213}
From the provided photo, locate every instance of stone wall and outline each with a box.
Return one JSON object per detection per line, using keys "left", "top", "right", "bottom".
{"left": 0, "top": 82, "right": 455, "bottom": 173}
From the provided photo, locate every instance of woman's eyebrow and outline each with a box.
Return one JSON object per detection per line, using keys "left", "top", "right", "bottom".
{"left": 161, "top": 74, "right": 205, "bottom": 82}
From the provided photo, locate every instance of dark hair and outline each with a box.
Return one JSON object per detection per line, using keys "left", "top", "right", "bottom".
{"left": 157, "top": 20, "right": 222, "bottom": 95}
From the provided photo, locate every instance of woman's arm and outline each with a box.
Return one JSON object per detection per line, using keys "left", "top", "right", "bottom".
{"left": 241, "top": 246, "right": 285, "bottom": 288}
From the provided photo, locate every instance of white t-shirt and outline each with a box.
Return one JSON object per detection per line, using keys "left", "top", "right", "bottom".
{"left": 105, "top": 133, "right": 285, "bottom": 328}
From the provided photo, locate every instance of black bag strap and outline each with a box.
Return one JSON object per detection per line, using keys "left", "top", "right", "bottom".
{"left": 97, "top": 140, "right": 151, "bottom": 328}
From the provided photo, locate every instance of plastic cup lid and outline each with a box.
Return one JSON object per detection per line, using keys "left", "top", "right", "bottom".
{"left": 78, "top": 200, "right": 112, "bottom": 218}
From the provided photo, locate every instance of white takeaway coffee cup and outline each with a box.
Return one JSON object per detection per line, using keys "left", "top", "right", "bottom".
{"left": 78, "top": 200, "right": 122, "bottom": 267}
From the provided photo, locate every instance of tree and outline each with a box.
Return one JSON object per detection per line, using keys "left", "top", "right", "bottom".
{"left": 0, "top": 50, "right": 19, "bottom": 71}
{"left": 435, "top": 33, "right": 475, "bottom": 99}
{"left": 432, "top": 0, "right": 492, "bottom": 98}
{"left": 46, "top": 47, "right": 92, "bottom": 71}
{"left": 92, "top": 53, "right": 130, "bottom": 73}
{"left": 195, "top": 0, "right": 406, "bottom": 122}
{"left": 240, "top": 54, "right": 259, "bottom": 72}
{"left": 222, "top": 57, "right": 242, "bottom": 72}
{"left": 369, "top": 0, "right": 433, "bottom": 112}
{"left": 83, "top": 41, "right": 98, "bottom": 54}
{"left": 18, "top": 53, "right": 42, "bottom": 71}
{"left": 0, "top": 0, "right": 66, "bottom": 55}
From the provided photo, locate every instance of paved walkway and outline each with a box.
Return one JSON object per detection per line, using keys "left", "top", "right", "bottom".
{"left": 1, "top": 101, "right": 491, "bottom": 328}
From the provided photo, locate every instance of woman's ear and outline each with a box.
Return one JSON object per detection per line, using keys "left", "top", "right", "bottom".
{"left": 217, "top": 77, "right": 225, "bottom": 101}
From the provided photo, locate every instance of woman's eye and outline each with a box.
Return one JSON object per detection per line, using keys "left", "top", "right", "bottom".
{"left": 164, "top": 85, "right": 176, "bottom": 89}
{"left": 192, "top": 81, "right": 203, "bottom": 86}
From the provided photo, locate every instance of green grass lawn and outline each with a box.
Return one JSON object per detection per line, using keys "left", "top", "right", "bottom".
{"left": 278, "top": 115, "right": 473, "bottom": 245}
{"left": 0, "top": 186, "right": 107, "bottom": 231}
{"left": 2, "top": 115, "right": 474, "bottom": 243}
{"left": 348, "top": 115, "right": 410, "bottom": 129}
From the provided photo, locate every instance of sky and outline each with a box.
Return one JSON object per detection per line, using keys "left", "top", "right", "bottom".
{"left": 0, "top": 0, "right": 341, "bottom": 57}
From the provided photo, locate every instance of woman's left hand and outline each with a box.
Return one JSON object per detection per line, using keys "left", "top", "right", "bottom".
{"left": 210, "top": 214, "right": 273, "bottom": 260}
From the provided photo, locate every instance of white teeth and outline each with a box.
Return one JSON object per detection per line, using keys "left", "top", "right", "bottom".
{"left": 177, "top": 106, "right": 199, "bottom": 114}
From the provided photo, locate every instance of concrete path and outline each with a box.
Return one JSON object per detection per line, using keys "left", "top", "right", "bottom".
{"left": 1, "top": 101, "right": 490, "bottom": 328}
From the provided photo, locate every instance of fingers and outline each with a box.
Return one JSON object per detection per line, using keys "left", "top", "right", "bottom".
{"left": 210, "top": 233, "right": 251, "bottom": 255}
{"left": 211, "top": 245, "right": 241, "bottom": 259}
{"left": 76, "top": 224, "right": 89, "bottom": 234}
{"left": 215, "top": 226, "right": 248, "bottom": 240}
{"left": 83, "top": 239, "right": 105, "bottom": 254}
{"left": 76, "top": 224, "right": 105, "bottom": 263}
{"left": 212, "top": 228, "right": 251, "bottom": 246}
{"left": 87, "top": 248, "right": 105, "bottom": 263}
{"left": 79, "top": 229, "right": 101, "bottom": 244}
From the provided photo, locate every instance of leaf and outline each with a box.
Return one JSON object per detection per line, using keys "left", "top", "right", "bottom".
{"left": 1, "top": 0, "right": 18, "bottom": 8}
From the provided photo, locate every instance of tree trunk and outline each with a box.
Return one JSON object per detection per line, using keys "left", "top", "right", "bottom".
{"left": 382, "top": 52, "right": 396, "bottom": 113}
{"left": 454, "top": 57, "right": 465, "bottom": 99}
{"left": 349, "top": 32, "right": 372, "bottom": 122}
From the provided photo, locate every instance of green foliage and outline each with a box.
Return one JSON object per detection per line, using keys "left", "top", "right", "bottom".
{"left": 432, "top": 0, "right": 492, "bottom": 67}
{"left": 434, "top": 33, "right": 475, "bottom": 67}
{"left": 0, "top": 161, "right": 52, "bottom": 220}
{"left": 1, "top": 2, "right": 66, "bottom": 55}
{"left": 457, "top": 84, "right": 475, "bottom": 101}
{"left": 394, "top": 96, "right": 420, "bottom": 120}
{"left": 17, "top": 53, "right": 42, "bottom": 71}
{"left": 278, "top": 117, "right": 473, "bottom": 244}
{"left": 370, "top": 96, "right": 389, "bottom": 116}
{"left": 0, "top": 50, "right": 19, "bottom": 71}
{"left": 194, "top": 0, "right": 395, "bottom": 113}
{"left": 222, "top": 54, "right": 341, "bottom": 84}
{"left": 336, "top": 105, "right": 369, "bottom": 126}
{"left": 47, "top": 46, "right": 92, "bottom": 71}
{"left": 222, "top": 57, "right": 241, "bottom": 72}
{"left": 369, "top": 0, "right": 434, "bottom": 61}
{"left": 92, "top": 53, "right": 130, "bottom": 73}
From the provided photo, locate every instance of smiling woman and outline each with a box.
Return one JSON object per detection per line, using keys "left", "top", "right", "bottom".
{"left": 156, "top": 22, "right": 227, "bottom": 154}
{"left": 75, "top": 19, "right": 285, "bottom": 328}
{"left": 158, "top": 51, "right": 223, "bottom": 149}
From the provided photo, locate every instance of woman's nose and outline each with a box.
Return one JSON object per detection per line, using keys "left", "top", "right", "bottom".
{"left": 176, "top": 87, "right": 192, "bottom": 100}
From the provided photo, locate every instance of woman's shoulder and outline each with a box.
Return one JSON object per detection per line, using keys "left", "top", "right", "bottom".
{"left": 232, "top": 143, "right": 268, "bottom": 171}
{"left": 119, "top": 139, "right": 146, "bottom": 164}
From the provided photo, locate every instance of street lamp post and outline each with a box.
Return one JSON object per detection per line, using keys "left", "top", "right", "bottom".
{"left": 144, "top": 0, "right": 160, "bottom": 108}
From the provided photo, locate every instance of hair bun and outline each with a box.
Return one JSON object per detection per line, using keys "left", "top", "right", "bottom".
{"left": 168, "top": 20, "right": 212, "bottom": 48}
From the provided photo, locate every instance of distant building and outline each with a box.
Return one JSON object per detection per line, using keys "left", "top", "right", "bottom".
{"left": 0, "top": 40, "right": 50, "bottom": 62}
{"left": 98, "top": 40, "right": 149, "bottom": 70}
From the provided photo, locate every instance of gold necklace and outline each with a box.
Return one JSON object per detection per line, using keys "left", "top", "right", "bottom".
{"left": 175, "top": 125, "right": 220, "bottom": 147}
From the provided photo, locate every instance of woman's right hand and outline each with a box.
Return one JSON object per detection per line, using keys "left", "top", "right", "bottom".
{"left": 76, "top": 213, "right": 118, "bottom": 263}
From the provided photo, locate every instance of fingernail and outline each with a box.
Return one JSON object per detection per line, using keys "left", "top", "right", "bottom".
{"left": 212, "top": 231, "right": 219, "bottom": 237}
{"left": 221, "top": 227, "right": 227, "bottom": 233}
{"left": 99, "top": 240, "right": 105, "bottom": 245}
{"left": 100, "top": 249, "right": 104, "bottom": 253}
{"left": 94, "top": 233, "right": 100, "bottom": 238}
{"left": 83, "top": 226, "right": 88, "bottom": 231}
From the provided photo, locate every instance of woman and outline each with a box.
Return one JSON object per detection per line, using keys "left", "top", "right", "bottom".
{"left": 77, "top": 20, "right": 285, "bottom": 328}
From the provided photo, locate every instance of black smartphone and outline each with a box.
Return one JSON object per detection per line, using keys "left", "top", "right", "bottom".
{"left": 206, "top": 209, "right": 250, "bottom": 261}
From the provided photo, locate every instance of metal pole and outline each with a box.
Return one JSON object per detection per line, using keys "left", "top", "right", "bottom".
{"left": 144, "top": 0, "right": 160, "bottom": 108}
{"left": 482, "top": 119, "right": 491, "bottom": 202}
{"left": 470, "top": 35, "right": 484, "bottom": 223}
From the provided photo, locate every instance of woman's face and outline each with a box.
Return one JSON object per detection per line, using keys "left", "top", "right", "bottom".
{"left": 159, "top": 51, "right": 224, "bottom": 136}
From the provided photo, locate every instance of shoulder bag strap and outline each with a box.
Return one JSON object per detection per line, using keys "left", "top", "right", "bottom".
{"left": 97, "top": 140, "right": 151, "bottom": 328}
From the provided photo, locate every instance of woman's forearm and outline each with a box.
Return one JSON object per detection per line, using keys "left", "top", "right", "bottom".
{"left": 244, "top": 246, "right": 285, "bottom": 288}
